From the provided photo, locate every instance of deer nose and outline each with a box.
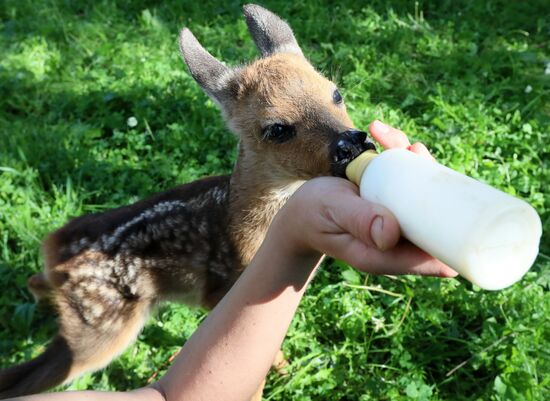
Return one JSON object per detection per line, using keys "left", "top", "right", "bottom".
{"left": 330, "top": 129, "right": 376, "bottom": 177}
{"left": 334, "top": 130, "right": 375, "bottom": 161}
{"left": 345, "top": 129, "right": 367, "bottom": 145}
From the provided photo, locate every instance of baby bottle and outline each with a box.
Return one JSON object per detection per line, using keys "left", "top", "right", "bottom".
{"left": 346, "top": 149, "right": 542, "bottom": 290}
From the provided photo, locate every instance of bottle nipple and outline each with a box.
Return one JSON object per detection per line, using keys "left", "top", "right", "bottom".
{"left": 346, "top": 150, "right": 378, "bottom": 185}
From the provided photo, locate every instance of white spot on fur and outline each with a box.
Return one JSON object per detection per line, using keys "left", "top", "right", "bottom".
{"left": 198, "top": 221, "right": 208, "bottom": 236}
{"left": 89, "top": 302, "right": 105, "bottom": 319}
{"left": 69, "top": 237, "right": 91, "bottom": 255}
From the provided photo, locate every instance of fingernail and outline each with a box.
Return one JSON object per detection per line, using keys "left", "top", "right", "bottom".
{"left": 372, "top": 120, "right": 390, "bottom": 134}
{"left": 371, "top": 216, "right": 386, "bottom": 250}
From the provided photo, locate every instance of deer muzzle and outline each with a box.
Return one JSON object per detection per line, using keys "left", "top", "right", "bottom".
{"left": 330, "top": 129, "right": 376, "bottom": 177}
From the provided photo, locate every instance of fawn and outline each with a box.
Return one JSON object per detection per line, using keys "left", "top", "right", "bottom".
{"left": 0, "top": 4, "right": 374, "bottom": 399}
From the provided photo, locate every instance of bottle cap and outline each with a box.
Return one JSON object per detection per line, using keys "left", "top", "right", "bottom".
{"left": 346, "top": 150, "right": 378, "bottom": 185}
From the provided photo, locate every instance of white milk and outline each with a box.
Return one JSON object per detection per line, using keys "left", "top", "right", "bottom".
{"left": 346, "top": 149, "right": 542, "bottom": 290}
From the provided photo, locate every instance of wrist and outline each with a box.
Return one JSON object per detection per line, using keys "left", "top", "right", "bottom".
{"left": 258, "top": 220, "right": 323, "bottom": 288}
{"left": 269, "top": 205, "right": 322, "bottom": 259}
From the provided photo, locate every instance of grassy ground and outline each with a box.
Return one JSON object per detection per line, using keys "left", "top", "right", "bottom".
{"left": 1, "top": 0, "right": 549, "bottom": 400}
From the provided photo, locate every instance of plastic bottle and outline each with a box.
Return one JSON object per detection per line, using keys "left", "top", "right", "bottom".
{"left": 346, "top": 149, "right": 542, "bottom": 290}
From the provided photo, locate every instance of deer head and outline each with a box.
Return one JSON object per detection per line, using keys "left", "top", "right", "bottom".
{"left": 179, "top": 4, "right": 374, "bottom": 185}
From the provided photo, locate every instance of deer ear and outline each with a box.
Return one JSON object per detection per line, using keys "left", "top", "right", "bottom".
{"left": 243, "top": 4, "right": 303, "bottom": 57}
{"left": 179, "top": 28, "right": 237, "bottom": 105}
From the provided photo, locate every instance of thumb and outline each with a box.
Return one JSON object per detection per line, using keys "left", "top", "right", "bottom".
{"left": 369, "top": 213, "right": 399, "bottom": 251}
{"left": 328, "top": 194, "right": 401, "bottom": 251}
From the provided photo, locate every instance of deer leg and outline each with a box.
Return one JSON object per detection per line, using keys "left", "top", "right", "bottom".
{"left": 272, "top": 349, "right": 288, "bottom": 375}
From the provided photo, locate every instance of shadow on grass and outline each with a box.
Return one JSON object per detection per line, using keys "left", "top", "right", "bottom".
{"left": 0, "top": 78, "right": 235, "bottom": 204}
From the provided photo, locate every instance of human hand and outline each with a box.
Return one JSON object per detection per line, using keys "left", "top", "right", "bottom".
{"left": 271, "top": 120, "right": 458, "bottom": 277}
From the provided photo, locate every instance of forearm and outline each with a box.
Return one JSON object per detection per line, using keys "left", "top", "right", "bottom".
{"left": 156, "top": 238, "right": 323, "bottom": 401}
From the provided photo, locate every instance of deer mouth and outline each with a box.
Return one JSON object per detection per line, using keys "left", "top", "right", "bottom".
{"left": 329, "top": 130, "right": 376, "bottom": 177}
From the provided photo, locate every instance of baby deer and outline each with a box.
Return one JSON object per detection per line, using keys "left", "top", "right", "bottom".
{"left": 0, "top": 4, "right": 374, "bottom": 399}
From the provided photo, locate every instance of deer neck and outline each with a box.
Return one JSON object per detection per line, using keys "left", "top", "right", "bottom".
{"left": 228, "top": 150, "right": 305, "bottom": 266}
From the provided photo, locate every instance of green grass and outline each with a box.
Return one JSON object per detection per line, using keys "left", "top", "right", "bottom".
{"left": 1, "top": 0, "right": 549, "bottom": 400}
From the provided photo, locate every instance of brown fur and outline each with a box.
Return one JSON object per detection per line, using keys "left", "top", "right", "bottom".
{"left": 228, "top": 54, "right": 354, "bottom": 265}
{"left": 0, "top": 5, "right": 367, "bottom": 400}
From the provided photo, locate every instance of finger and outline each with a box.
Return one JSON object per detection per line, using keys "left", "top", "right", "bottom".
{"left": 342, "top": 240, "right": 458, "bottom": 278}
{"left": 322, "top": 193, "right": 401, "bottom": 252}
{"left": 407, "top": 142, "right": 435, "bottom": 161}
{"left": 368, "top": 120, "right": 411, "bottom": 150}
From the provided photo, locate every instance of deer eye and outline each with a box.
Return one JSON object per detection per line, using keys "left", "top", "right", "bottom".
{"left": 333, "top": 89, "right": 343, "bottom": 104}
{"left": 262, "top": 124, "right": 296, "bottom": 143}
